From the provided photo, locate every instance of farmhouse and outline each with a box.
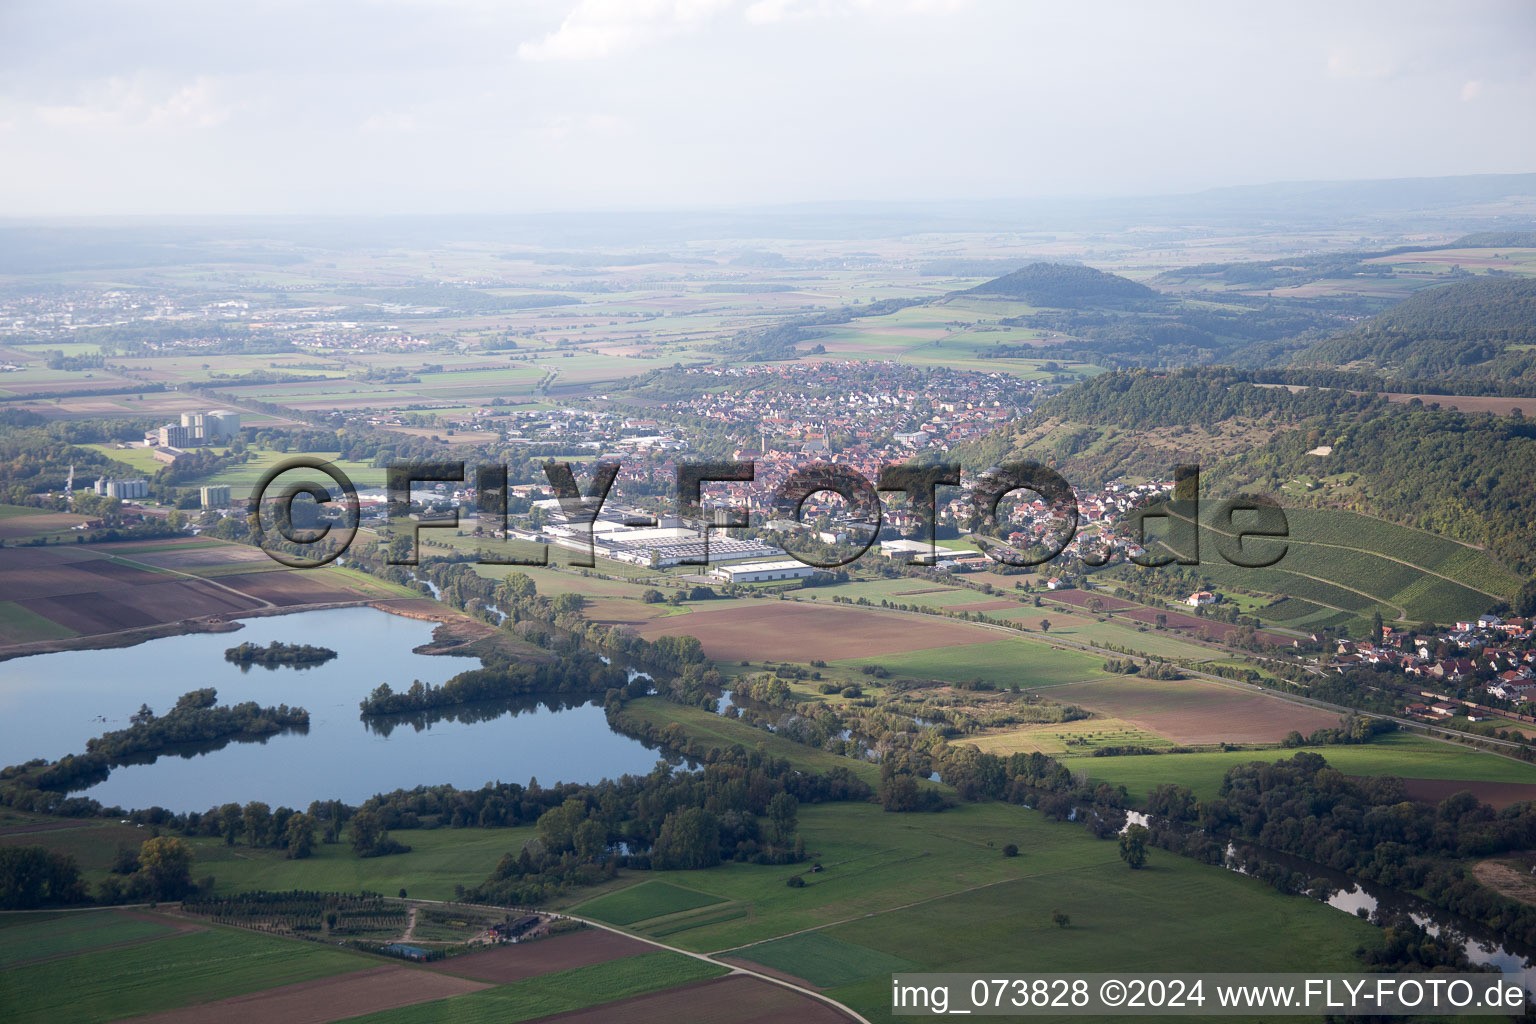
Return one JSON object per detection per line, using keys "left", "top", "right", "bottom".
{"left": 1186, "top": 591, "right": 1216, "bottom": 607}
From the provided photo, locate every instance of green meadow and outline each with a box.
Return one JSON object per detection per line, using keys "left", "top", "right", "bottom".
{"left": 1077, "top": 731, "right": 1536, "bottom": 802}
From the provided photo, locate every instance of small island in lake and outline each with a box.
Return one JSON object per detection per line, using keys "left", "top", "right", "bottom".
{"left": 224, "top": 640, "right": 339, "bottom": 668}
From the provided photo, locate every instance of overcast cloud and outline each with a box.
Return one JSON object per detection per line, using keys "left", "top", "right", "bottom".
{"left": 0, "top": 0, "right": 1532, "bottom": 216}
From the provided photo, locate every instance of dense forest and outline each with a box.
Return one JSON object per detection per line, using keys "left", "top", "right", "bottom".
{"left": 1040, "top": 367, "right": 1382, "bottom": 426}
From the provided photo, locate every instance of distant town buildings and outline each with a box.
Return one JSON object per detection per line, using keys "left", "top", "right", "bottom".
{"left": 200, "top": 485, "right": 232, "bottom": 508}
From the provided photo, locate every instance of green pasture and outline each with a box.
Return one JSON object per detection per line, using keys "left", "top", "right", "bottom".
{"left": 833, "top": 637, "right": 1112, "bottom": 690}
{"left": 2, "top": 924, "right": 368, "bottom": 1024}
{"left": 1077, "top": 731, "right": 1536, "bottom": 802}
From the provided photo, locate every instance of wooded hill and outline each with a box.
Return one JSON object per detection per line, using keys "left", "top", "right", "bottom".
{"left": 955, "top": 368, "right": 1536, "bottom": 584}
{"left": 963, "top": 262, "right": 1159, "bottom": 309}
{"left": 1297, "top": 277, "right": 1536, "bottom": 382}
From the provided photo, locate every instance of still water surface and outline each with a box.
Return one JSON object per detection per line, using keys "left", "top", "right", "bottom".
{"left": 0, "top": 607, "right": 663, "bottom": 811}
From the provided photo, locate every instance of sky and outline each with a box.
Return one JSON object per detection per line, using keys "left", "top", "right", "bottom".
{"left": 1, "top": 0, "right": 1533, "bottom": 216}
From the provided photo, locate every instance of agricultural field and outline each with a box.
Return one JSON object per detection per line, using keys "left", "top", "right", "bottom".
{"left": 563, "top": 800, "right": 1379, "bottom": 1024}
{"left": 433, "top": 928, "right": 654, "bottom": 983}
{"left": 1175, "top": 506, "right": 1521, "bottom": 630}
{"left": 0, "top": 541, "right": 417, "bottom": 650}
{"left": 356, "top": 969, "right": 824, "bottom": 1024}
{"left": 2, "top": 917, "right": 371, "bottom": 1024}
{"left": 613, "top": 698, "right": 883, "bottom": 785}
{"left": 965, "top": 716, "right": 1177, "bottom": 756}
{"left": 1079, "top": 731, "right": 1536, "bottom": 802}
{"left": 832, "top": 635, "right": 1113, "bottom": 690}
{"left": 0, "top": 909, "right": 179, "bottom": 969}
{"left": 0, "top": 815, "right": 540, "bottom": 902}
{"left": 726, "top": 931, "right": 917, "bottom": 988}
{"left": 636, "top": 600, "right": 997, "bottom": 663}
{"left": 1046, "top": 675, "right": 1341, "bottom": 745}
{"left": 573, "top": 880, "right": 725, "bottom": 927}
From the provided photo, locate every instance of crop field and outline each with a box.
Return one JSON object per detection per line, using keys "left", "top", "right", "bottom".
{"left": 1040, "top": 589, "right": 1293, "bottom": 647}
{"left": 197, "top": 449, "right": 386, "bottom": 490}
{"left": 637, "top": 601, "right": 996, "bottom": 662}
{"left": 833, "top": 636, "right": 1111, "bottom": 690}
{"left": 187, "top": 824, "right": 539, "bottom": 902}
{"left": 434, "top": 928, "right": 651, "bottom": 983}
{"left": 964, "top": 716, "right": 1176, "bottom": 756}
{"left": 728, "top": 931, "right": 916, "bottom": 989}
{"left": 0, "top": 910, "right": 180, "bottom": 969}
{"left": 354, "top": 951, "right": 730, "bottom": 1024}
{"left": 0, "top": 600, "right": 79, "bottom": 643}
{"left": 1079, "top": 732, "right": 1536, "bottom": 802}
{"left": 122, "top": 965, "right": 491, "bottom": 1024}
{"left": 823, "top": 577, "right": 1014, "bottom": 610}
{"left": 820, "top": 844, "right": 1376, "bottom": 1024}
{"left": 0, "top": 820, "right": 153, "bottom": 873}
{"left": 573, "top": 880, "right": 725, "bottom": 926}
{"left": 976, "top": 605, "right": 1223, "bottom": 659}
{"left": 2, "top": 921, "right": 370, "bottom": 1024}
{"left": 0, "top": 507, "right": 89, "bottom": 540}
{"left": 506, "top": 975, "right": 855, "bottom": 1024}
{"left": 0, "top": 543, "right": 417, "bottom": 648}
{"left": 1047, "top": 676, "right": 1340, "bottom": 745}
{"left": 559, "top": 800, "right": 1379, "bottom": 1024}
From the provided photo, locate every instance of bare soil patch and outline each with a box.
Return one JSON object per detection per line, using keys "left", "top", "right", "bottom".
{"left": 0, "top": 513, "right": 88, "bottom": 539}
{"left": 1473, "top": 858, "right": 1536, "bottom": 906}
{"left": 1045, "top": 590, "right": 1289, "bottom": 645}
{"left": 124, "top": 547, "right": 273, "bottom": 570}
{"left": 637, "top": 602, "right": 993, "bottom": 662}
{"left": 1381, "top": 393, "right": 1532, "bottom": 416}
{"left": 123, "top": 964, "right": 488, "bottom": 1024}
{"left": 1391, "top": 777, "right": 1536, "bottom": 811}
{"left": 1052, "top": 677, "right": 1338, "bottom": 744}
{"left": 536, "top": 975, "right": 855, "bottom": 1024}
{"left": 218, "top": 572, "right": 372, "bottom": 606}
{"left": 428, "top": 928, "right": 651, "bottom": 983}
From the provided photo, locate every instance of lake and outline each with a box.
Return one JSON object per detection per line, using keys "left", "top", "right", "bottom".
{"left": 0, "top": 607, "right": 665, "bottom": 811}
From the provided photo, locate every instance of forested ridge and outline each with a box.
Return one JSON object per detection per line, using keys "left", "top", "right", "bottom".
{"left": 1299, "top": 277, "right": 1536, "bottom": 381}
{"left": 959, "top": 367, "right": 1536, "bottom": 575}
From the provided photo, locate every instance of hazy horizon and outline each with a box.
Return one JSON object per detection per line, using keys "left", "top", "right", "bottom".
{"left": 2, "top": 0, "right": 1534, "bottom": 218}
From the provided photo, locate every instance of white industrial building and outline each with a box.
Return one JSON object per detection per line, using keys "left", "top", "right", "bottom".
{"left": 710, "top": 559, "right": 817, "bottom": 584}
